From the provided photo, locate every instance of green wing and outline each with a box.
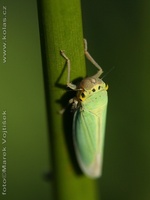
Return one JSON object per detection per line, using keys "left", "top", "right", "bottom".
{"left": 73, "top": 102, "right": 107, "bottom": 178}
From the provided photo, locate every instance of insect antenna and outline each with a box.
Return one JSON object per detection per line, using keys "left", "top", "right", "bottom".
{"left": 101, "top": 66, "right": 115, "bottom": 79}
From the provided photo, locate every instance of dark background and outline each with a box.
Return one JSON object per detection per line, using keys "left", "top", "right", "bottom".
{"left": 81, "top": 1, "right": 150, "bottom": 200}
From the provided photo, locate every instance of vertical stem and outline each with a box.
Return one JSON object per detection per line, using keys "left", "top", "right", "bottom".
{"left": 38, "top": 0, "right": 99, "bottom": 200}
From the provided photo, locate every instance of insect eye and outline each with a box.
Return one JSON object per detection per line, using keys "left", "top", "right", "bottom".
{"left": 81, "top": 93, "right": 85, "bottom": 98}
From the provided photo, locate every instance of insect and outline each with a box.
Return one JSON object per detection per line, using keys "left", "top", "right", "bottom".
{"left": 60, "top": 39, "right": 108, "bottom": 178}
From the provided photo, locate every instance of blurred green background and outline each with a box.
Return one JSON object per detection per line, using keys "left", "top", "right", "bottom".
{"left": 0, "top": 0, "right": 51, "bottom": 199}
{"left": 81, "top": 1, "right": 150, "bottom": 200}
{"left": 0, "top": 0, "right": 150, "bottom": 200}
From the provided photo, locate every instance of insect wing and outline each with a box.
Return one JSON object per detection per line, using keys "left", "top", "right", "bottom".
{"left": 73, "top": 92, "right": 108, "bottom": 178}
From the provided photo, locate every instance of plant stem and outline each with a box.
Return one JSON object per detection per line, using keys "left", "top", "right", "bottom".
{"left": 38, "top": 0, "right": 99, "bottom": 199}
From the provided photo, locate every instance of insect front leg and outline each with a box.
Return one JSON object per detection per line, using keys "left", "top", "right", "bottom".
{"left": 59, "top": 97, "right": 79, "bottom": 114}
{"left": 69, "top": 97, "right": 79, "bottom": 111}
{"left": 84, "top": 39, "right": 103, "bottom": 77}
{"left": 60, "top": 50, "right": 77, "bottom": 91}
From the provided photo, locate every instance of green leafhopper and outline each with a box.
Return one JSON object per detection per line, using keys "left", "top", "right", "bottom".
{"left": 60, "top": 39, "right": 108, "bottom": 178}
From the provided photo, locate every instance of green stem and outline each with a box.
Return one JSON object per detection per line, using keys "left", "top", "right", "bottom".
{"left": 38, "top": 0, "right": 99, "bottom": 199}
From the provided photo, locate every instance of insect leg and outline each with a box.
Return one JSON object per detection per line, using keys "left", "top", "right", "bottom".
{"left": 60, "top": 50, "right": 77, "bottom": 90}
{"left": 84, "top": 39, "right": 103, "bottom": 75}
{"left": 59, "top": 97, "right": 78, "bottom": 114}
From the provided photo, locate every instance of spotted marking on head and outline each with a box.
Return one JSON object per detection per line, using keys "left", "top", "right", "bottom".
{"left": 77, "top": 82, "right": 108, "bottom": 102}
